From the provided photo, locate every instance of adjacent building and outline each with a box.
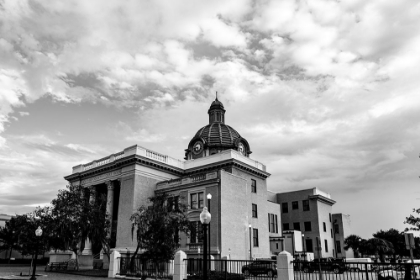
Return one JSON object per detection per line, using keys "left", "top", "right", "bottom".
{"left": 276, "top": 188, "right": 351, "bottom": 259}
{"left": 332, "top": 213, "right": 354, "bottom": 258}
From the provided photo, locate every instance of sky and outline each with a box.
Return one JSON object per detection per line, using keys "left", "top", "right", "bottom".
{"left": 0, "top": 0, "right": 419, "bottom": 239}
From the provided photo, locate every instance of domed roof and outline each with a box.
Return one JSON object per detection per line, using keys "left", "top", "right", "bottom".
{"left": 185, "top": 96, "right": 252, "bottom": 160}
{"left": 193, "top": 123, "right": 241, "bottom": 147}
{"left": 208, "top": 97, "right": 225, "bottom": 113}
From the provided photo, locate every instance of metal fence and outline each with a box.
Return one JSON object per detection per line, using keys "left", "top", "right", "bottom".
{"left": 293, "top": 260, "right": 420, "bottom": 280}
{"left": 117, "top": 257, "right": 173, "bottom": 279}
{"left": 184, "top": 258, "right": 276, "bottom": 280}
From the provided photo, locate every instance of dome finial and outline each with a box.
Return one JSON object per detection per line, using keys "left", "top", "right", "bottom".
{"left": 216, "top": 91, "right": 218, "bottom": 101}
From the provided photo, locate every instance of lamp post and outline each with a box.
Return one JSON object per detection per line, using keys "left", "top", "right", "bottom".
{"left": 302, "top": 234, "right": 306, "bottom": 261}
{"left": 207, "top": 193, "right": 212, "bottom": 266}
{"left": 249, "top": 224, "right": 252, "bottom": 260}
{"left": 200, "top": 207, "right": 211, "bottom": 280}
{"left": 30, "top": 226, "right": 43, "bottom": 280}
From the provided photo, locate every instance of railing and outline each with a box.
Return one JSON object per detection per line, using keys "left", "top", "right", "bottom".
{"left": 185, "top": 258, "right": 276, "bottom": 280}
{"left": 114, "top": 152, "right": 124, "bottom": 160}
{"left": 191, "top": 173, "right": 206, "bottom": 182}
{"left": 96, "top": 157, "right": 110, "bottom": 167}
{"left": 146, "top": 150, "right": 167, "bottom": 162}
{"left": 293, "top": 260, "right": 420, "bottom": 280}
{"left": 188, "top": 243, "right": 203, "bottom": 251}
{"left": 117, "top": 257, "right": 173, "bottom": 279}
{"left": 73, "top": 145, "right": 266, "bottom": 174}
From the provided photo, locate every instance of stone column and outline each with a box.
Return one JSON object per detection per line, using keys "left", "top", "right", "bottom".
{"left": 277, "top": 251, "right": 294, "bottom": 280}
{"left": 106, "top": 181, "right": 115, "bottom": 235}
{"left": 89, "top": 186, "right": 96, "bottom": 204}
{"left": 82, "top": 186, "right": 96, "bottom": 255}
{"left": 173, "top": 250, "right": 187, "bottom": 280}
{"left": 82, "top": 186, "right": 94, "bottom": 255}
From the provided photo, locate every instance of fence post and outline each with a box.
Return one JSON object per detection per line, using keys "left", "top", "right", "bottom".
{"left": 108, "top": 250, "right": 121, "bottom": 278}
{"left": 174, "top": 250, "right": 187, "bottom": 280}
{"left": 365, "top": 263, "right": 369, "bottom": 280}
{"left": 222, "top": 256, "right": 229, "bottom": 280}
{"left": 277, "top": 251, "right": 294, "bottom": 280}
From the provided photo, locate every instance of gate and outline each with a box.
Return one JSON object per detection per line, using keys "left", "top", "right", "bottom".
{"left": 184, "top": 258, "right": 277, "bottom": 280}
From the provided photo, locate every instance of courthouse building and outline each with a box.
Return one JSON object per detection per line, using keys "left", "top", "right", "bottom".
{"left": 64, "top": 98, "right": 282, "bottom": 260}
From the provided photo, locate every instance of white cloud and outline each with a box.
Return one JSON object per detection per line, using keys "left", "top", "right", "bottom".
{"left": 0, "top": 0, "right": 419, "bottom": 237}
{"left": 66, "top": 144, "right": 96, "bottom": 154}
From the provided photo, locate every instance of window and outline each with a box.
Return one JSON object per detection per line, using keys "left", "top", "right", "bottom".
{"left": 293, "top": 222, "right": 300, "bottom": 231}
{"left": 292, "top": 201, "right": 299, "bottom": 210}
{"left": 189, "top": 221, "right": 203, "bottom": 243}
{"left": 276, "top": 243, "right": 279, "bottom": 249}
{"left": 329, "top": 213, "right": 332, "bottom": 222}
{"left": 304, "top": 221, "right": 311, "bottom": 232}
{"left": 283, "top": 223, "right": 290, "bottom": 231}
{"left": 253, "top": 228, "right": 259, "bottom": 247}
{"left": 282, "top": 202, "right": 288, "bottom": 214}
{"left": 334, "top": 224, "right": 339, "bottom": 234}
{"left": 190, "top": 192, "right": 204, "bottom": 209}
{"left": 323, "top": 222, "right": 326, "bottom": 232}
{"left": 336, "top": 241, "right": 342, "bottom": 253}
{"left": 331, "top": 229, "right": 333, "bottom": 238}
{"left": 268, "top": 214, "right": 278, "bottom": 233}
{"left": 252, "top": 204, "right": 258, "bottom": 218}
{"left": 303, "top": 200, "right": 310, "bottom": 211}
{"left": 306, "top": 239, "right": 313, "bottom": 252}
{"left": 325, "top": 240, "right": 328, "bottom": 252}
{"left": 251, "top": 179, "right": 257, "bottom": 193}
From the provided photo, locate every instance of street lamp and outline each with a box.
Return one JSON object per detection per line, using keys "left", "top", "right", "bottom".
{"left": 206, "top": 193, "right": 212, "bottom": 266}
{"left": 302, "top": 234, "right": 306, "bottom": 261}
{"left": 200, "top": 207, "right": 211, "bottom": 280}
{"left": 249, "top": 224, "right": 252, "bottom": 260}
{"left": 30, "top": 226, "right": 43, "bottom": 280}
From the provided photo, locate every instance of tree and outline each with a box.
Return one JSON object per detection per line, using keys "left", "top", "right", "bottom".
{"left": 0, "top": 217, "right": 21, "bottom": 263}
{"left": 373, "top": 229, "right": 405, "bottom": 259}
{"left": 344, "top": 234, "right": 363, "bottom": 257}
{"left": 361, "top": 238, "right": 394, "bottom": 262}
{"left": 130, "top": 193, "right": 192, "bottom": 278}
{"left": 48, "top": 185, "right": 110, "bottom": 270}
{"left": 405, "top": 208, "right": 420, "bottom": 230}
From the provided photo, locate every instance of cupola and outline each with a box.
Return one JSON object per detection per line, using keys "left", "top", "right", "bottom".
{"left": 185, "top": 96, "right": 251, "bottom": 160}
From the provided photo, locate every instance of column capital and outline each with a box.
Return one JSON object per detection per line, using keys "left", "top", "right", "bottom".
{"left": 106, "top": 181, "right": 115, "bottom": 191}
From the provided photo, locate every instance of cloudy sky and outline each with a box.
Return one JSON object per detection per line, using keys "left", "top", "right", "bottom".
{"left": 1, "top": 0, "right": 420, "bottom": 238}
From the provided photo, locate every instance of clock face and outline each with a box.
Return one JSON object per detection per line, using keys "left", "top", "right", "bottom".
{"left": 193, "top": 141, "right": 203, "bottom": 155}
{"left": 238, "top": 143, "right": 245, "bottom": 155}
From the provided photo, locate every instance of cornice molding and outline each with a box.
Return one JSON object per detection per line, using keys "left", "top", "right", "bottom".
{"left": 309, "top": 194, "right": 336, "bottom": 205}
{"left": 65, "top": 153, "right": 270, "bottom": 184}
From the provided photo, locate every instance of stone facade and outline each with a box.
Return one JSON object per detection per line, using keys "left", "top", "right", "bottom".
{"left": 64, "top": 99, "right": 348, "bottom": 261}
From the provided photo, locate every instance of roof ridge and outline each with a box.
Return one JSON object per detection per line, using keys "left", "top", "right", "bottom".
{"left": 208, "top": 122, "right": 215, "bottom": 142}
{"left": 225, "top": 124, "right": 234, "bottom": 143}
{"left": 218, "top": 123, "right": 223, "bottom": 144}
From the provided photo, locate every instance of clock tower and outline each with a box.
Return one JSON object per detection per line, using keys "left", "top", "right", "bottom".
{"left": 185, "top": 97, "right": 252, "bottom": 160}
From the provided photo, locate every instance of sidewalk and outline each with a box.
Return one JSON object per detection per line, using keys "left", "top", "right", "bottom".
{"left": 0, "top": 265, "right": 109, "bottom": 280}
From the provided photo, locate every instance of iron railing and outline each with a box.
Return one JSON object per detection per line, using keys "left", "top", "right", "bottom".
{"left": 293, "top": 260, "right": 420, "bottom": 280}
{"left": 118, "top": 257, "right": 173, "bottom": 279}
{"left": 185, "top": 258, "right": 276, "bottom": 280}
